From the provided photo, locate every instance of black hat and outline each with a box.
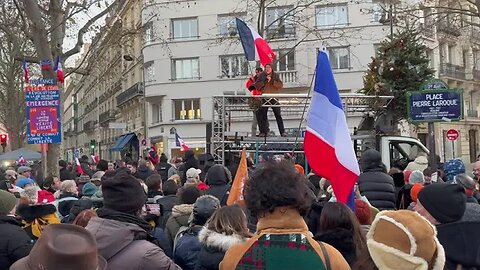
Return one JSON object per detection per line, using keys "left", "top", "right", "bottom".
{"left": 192, "top": 195, "right": 220, "bottom": 226}
{"left": 418, "top": 183, "right": 467, "bottom": 224}
{"left": 102, "top": 171, "right": 147, "bottom": 214}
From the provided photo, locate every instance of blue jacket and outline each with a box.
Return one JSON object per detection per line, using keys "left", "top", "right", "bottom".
{"left": 174, "top": 226, "right": 202, "bottom": 270}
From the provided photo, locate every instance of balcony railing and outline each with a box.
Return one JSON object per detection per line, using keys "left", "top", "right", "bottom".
{"left": 99, "top": 110, "right": 115, "bottom": 124}
{"left": 117, "top": 82, "right": 143, "bottom": 107}
{"left": 85, "top": 98, "right": 98, "bottom": 113}
{"left": 419, "top": 23, "right": 435, "bottom": 39}
{"left": 474, "top": 69, "right": 480, "bottom": 81}
{"left": 439, "top": 63, "right": 466, "bottom": 80}
{"left": 83, "top": 120, "right": 96, "bottom": 132}
{"left": 63, "top": 128, "right": 75, "bottom": 137}
{"left": 277, "top": 70, "right": 298, "bottom": 85}
{"left": 437, "top": 22, "right": 461, "bottom": 37}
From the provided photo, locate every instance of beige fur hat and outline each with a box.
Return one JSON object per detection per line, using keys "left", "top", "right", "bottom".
{"left": 367, "top": 210, "right": 445, "bottom": 270}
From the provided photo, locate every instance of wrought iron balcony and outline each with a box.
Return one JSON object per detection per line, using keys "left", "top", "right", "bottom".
{"left": 83, "top": 120, "right": 96, "bottom": 132}
{"left": 437, "top": 21, "right": 461, "bottom": 37}
{"left": 117, "top": 82, "right": 143, "bottom": 107}
{"left": 99, "top": 110, "right": 115, "bottom": 124}
{"left": 439, "top": 63, "right": 466, "bottom": 80}
{"left": 85, "top": 98, "right": 98, "bottom": 112}
{"left": 266, "top": 26, "right": 296, "bottom": 40}
{"left": 63, "top": 127, "right": 76, "bottom": 137}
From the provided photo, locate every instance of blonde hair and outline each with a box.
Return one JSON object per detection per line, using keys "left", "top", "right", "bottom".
{"left": 168, "top": 174, "right": 182, "bottom": 186}
{"left": 61, "top": 180, "right": 77, "bottom": 194}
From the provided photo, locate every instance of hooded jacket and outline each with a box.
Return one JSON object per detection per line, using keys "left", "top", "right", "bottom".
{"left": 174, "top": 226, "right": 203, "bottom": 270}
{"left": 86, "top": 217, "right": 180, "bottom": 270}
{"left": 205, "top": 165, "right": 231, "bottom": 206}
{"left": 437, "top": 221, "right": 480, "bottom": 269}
{"left": 157, "top": 195, "right": 180, "bottom": 229}
{"left": 195, "top": 228, "right": 248, "bottom": 270}
{"left": 181, "top": 150, "right": 199, "bottom": 184}
{"left": 165, "top": 204, "right": 194, "bottom": 246}
{"left": 405, "top": 156, "right": 429, "bottom": 172}
{"left": 0, "top": 215, "right": 33, "bottom": 269}
{"left": 156, "top": 155, "right": 172, "bottom": 182}
{"left": 357, "top": 149, "right": 396, "bottom": 210}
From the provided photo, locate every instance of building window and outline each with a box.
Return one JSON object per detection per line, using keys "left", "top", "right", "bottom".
{"left": 316, "top": 4, "right": 348, "bottom": 27}
{"left": 144, "top": 21, "right": 154, "bottom": 43}
{"left": 172, "top": 18, "right": 198, "bottom": 39}
{"left": 220, "top": 55, "right": 249, "bottom": 78}
{"left": 273, "top": 50, "right": 295, "bottom": 71}
{"left": 172, "top": 58, "right": 200, "bottom": 80}
{"left": 173, "top": 99, "right": 201, "bottom": 120}
{"left": 151, "top": 103, "right": 162, "bottom": 124}
{"left": 372, "top": 1, "right": 383, "bottom": 22}
{"left": 144, "top": 61, "right": 155, "bottom": 82}
{"left": 217, "top": 14, "right": 245, "bottom": 36}
{"left": 328, "top": 47, "right": 350, "bottom": 70}
{"left": 266, "top": 6, "right": 295, "bottom": 39}
{"left": 448, "top": 45, "right": 455, "bottom": 64}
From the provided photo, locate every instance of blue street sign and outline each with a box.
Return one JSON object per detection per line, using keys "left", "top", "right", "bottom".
{"left": 407, "top": 89, "right": 463, "bottom": 122}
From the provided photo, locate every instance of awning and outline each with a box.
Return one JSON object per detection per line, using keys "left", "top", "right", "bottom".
{"left": 110, "top": 133, "right": 136, "bottom": 151}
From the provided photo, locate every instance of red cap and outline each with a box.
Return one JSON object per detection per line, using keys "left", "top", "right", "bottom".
{"left": 37, "top": 190, "right": 55, "bottom": 204}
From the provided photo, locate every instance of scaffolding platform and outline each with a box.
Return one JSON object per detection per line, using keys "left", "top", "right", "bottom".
{"left": 211, "top": 94, "right": 393, "bottom": 165}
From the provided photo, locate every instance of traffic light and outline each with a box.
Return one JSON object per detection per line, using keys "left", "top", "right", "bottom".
{"left": 90, "top": 139, "right": 96, "bottom": 149}
{"left": 0, "top": 134, "right": 7, "bottom": 144}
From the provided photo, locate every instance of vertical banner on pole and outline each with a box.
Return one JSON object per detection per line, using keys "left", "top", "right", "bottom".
{"left": 24, "top": 79, "right": 62, "bottom": 144}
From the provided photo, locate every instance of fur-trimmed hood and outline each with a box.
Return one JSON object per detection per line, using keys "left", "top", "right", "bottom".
{"left": 171, "top": 203, "right": 193, "bottom": 217}
{"left": 198, "top": 228, "right": 247, "bottom": 252}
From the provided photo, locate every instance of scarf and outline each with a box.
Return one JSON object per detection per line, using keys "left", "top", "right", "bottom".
{"left": 96, "top": 208, "right": 155, "bottom": 241}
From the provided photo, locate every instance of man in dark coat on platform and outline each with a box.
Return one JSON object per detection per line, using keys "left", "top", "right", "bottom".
{"left": 357, "top": 149, "right": 396, "bottom": 210}
{"left": 180, "top": 150, "right": 199, "bottom": 184}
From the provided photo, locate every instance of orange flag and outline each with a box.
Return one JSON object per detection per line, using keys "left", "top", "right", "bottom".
{"left": 227, "top": 148, "right": 248, "bottom": 207}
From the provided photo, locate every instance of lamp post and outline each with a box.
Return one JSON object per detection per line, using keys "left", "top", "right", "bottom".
{"left": 123, "top": 54, "right": 148, "bottom": 156}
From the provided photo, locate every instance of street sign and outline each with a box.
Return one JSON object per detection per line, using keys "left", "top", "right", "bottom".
{"left": 407, "top": 89, "right": 463, "bottom": 122}
{"left": 446, "top": 129, "right": 459, "bottom": 141}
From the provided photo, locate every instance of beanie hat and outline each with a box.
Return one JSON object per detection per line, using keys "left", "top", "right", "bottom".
{"left": 354, "top": 199, "right": 372, "bottom": 225}
{"left": 37, "top": 190, "right": 55, "bottom": 204}
{"left": 367, "top": 210, "right": 445, "bottom": 270}
{"left": 186, "top": 168, "right": 201, "bottom": 179}
{"left": 443, "top": 159, "right": 465, "bottom": 182}
{"left": 409, "top": 170, "right": 425, "bottom": 185}
{"left": 16, "top": 178, "right": 35, "bottom": 188}
{"left": 0, "top": 190, "right": 17, "bottom": 215}
{"left": 179, "top": 186, "right": 201, "bottom": 204}
{"left": 102, "top": 171, "right": 147, "bottom": 213}
{"left": 410, "top": 183, "right": 424, "bottom": 202}
{"left": 417, "top": 184, "right": 466, "bottom": 224}
{"left": 192, "top": 195, "right": 220, "bottom": 226}
{"left": 82, "top": 182, "right": 97, "bottom": 197}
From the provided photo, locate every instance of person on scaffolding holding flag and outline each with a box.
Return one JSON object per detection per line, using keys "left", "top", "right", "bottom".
{"left": 236, "top": 17, "right": 285, "bottom": 137}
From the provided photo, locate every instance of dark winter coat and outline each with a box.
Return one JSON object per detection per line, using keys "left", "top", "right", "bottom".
{"left": 205, "top": 165, "right": 231, "bottom": 206}
{"left": 157, "top": 195, "right": 180, "bottom": 229}
{"left": 57, "top": 192, "right": 79, "bottom": 217}
{"left": 396, "top": 184, "right": 414, "bottom": 209}
{"left": 0, "top": 215, "right": 33, "bottom": 269}
{"left": 195, "top": 228, "right": 248, "bottom": 270}
{"left": 135, "top": 165, "right": 154, "bottom": 181}
{"left": 16, "top": 204, "right": 59, "bottom": 240}
{"left": 174, "top": 226, "right": 203, "bottom": 270}
{"left": 156, "top": 162, "right": 172, "bottom": 183}
{"left": 181, "top": 150, "right": 199, "bottom": 184}
{"left": 59, "top": 167, "right": 73, "bottom": 181}
{"left": 357, "top": 149, "right": 396, "bottom": 210}
{"left": 437, "top": 221, "right": 480, "bottom": 269}
{"left": 80, "top": 161, "right": 93, "bottom": 177}
{"left": 314, "top": 228, "right": 357, "bottom": 267}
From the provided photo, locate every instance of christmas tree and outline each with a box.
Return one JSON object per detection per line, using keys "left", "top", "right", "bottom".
{"left": 362, "top": 29, "right": 434, "bottom": 125}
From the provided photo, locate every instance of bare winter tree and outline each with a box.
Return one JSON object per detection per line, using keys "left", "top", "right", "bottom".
{"left": 13, "top": 0, "right": 125, "bottom": 175}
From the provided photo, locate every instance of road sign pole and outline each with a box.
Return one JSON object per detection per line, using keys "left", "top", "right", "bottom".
{"left": 428, "top": 122, "right": 437, "bottom": 171}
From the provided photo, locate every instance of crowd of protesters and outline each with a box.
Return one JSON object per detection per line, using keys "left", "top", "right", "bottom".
{"left": 0, "top": 148, "right": 479, "bottom": 269}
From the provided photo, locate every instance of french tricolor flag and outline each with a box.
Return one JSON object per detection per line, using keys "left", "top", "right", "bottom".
{"left": 175, "top": 133, "right": 190, "bottom": 151}
{"left": 54, "top": 56, "right": 65, "bottom": 83}
{"left": 304, "top": 49, "right": 360, "bottom": 205}
{"left": 235, "top": 18, "right": 275, "bottom": 66}
{"left": 75, "top": 157, "right": 85, "bottom": 175}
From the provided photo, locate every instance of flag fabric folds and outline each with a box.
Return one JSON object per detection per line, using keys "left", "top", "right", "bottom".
{"left": 235, "top": 18, "right": 276, "bottom": 66}
{"left": 18, "top": 155, "right": 26, "bottom": 166}
{"left": 54, "top": 56, "right": 65, "bottom": 83}
{"left": 304, "top": 49, "right": 360, "bottom": 204}
{"left": 22, "top": 60, "right": 29, "bottom": 83}
{"left": 227, "top": 148, "right": 248, "bottom": 207}
{"left": 75, "top": 157, "right": 85, "bottom": 175}
{"left": 175, "top": 133, "right": 190, "bottom": 151}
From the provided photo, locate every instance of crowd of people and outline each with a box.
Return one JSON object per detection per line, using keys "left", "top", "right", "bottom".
{"left": 0, "top": 148, "right": 479, "bottom": 269}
